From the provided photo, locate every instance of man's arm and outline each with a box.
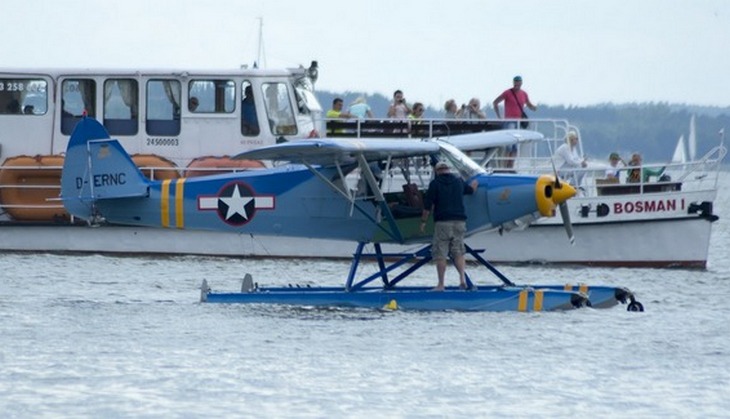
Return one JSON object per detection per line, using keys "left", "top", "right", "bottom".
{"left": 420, "top": 206, "right": 433, "bottom": 233}
{"left": 492, "top": 94, "right": 504, "bottom": 119}
{"left": 525, "top": 93, "right": 537, "bottom": 112}
{"left": 465, "top": 179, "right": 479, "bottom": 194}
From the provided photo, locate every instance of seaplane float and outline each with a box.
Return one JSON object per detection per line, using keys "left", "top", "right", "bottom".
{"left": 59, "top": 117, "right": 644, "bottom": 312}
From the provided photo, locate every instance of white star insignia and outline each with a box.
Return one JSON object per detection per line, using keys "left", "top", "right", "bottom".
{"left": 219, "top": 184, "right": 253, "bottom": 220}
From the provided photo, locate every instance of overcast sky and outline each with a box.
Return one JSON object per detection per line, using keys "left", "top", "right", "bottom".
{"left": 5, "top": 0, "right": 728, "bottom": 109}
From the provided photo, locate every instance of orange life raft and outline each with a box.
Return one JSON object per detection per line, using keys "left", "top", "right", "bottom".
{"left": 0, "top": 155, "right": 68, "bottom": 222}
{"left": 0, "top": 154, "right": 180, "bottom": 221}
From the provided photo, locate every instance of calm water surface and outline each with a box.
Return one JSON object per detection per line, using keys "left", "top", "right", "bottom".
{"left": 1, "top": 177, "right": 729, "bottom": 417}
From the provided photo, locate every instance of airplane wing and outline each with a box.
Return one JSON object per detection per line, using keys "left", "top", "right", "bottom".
{"left": 233, "top": 138, "right": 441, "bottom": 165}
{"left": 443, "top": 129, "right": 544, "bottom": 152}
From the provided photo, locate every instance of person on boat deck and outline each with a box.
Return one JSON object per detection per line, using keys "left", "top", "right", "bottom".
{"left": 554, "top": 131, "right": 587, "bottom": 187}
{"left": 626, "top": 153, "right": 666, "bottom": 183}
{"left": 408, "top": 102, "right": 426, "bottom": 120}
{"left": 444, "top": 99, "right": 465, "bottom": 119}
{"left": 326, "top": 98, "right": 355, "bottom": 135}
{"left": 241, "top": 85, "right": 259, "bottom": 135}
{"left": 6, "top": 99, "right": 21, "bottom": 114}
{"left": 420, "top": 161, "right": 479, "bottom": 291}
{"left": 348, "top": 96, "right": 373, "bottom": 119}
{"left": 326, "top": 98, "right": 354, "bottom": 119}
{"left": 463, "top": 98, "right": 486, "bottom": 119}
{"left": 605, "top": 152, "right": 625, "bottom": 179}
{"left": 188, "top": 96, "right": 199, "bottom": 112}
{"left": 387, "top": 90, "right": 411, "bottom": 119}
{"left": 492, "top": 75, "right": 537, "bottom": 127}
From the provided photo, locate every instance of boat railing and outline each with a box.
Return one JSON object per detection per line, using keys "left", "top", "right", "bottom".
{"left": 0, "top": 164, "right": 64, "bottom": 214}
{"left": 675, "top": 144, "right": 727, "bottom": 185}
{"left": 323, "top": 117, "right": 573, "bottom": 141}
{"left": 493, "top": 145, "right": 726, "bottom": 198}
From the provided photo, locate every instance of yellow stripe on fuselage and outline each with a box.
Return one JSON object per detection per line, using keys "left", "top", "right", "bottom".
{"left": 518, "top": 289, "right": 528, "bottom": 312}
{"left": 161, "top": 179, "right": 171, "bottom": 227}
{"left": 534, "top": 290, "right": 544, "bottom": 312}
{"left": 175, "top": 178, "right": 186, "bottom": 229}
{"left": 160, "top": 179, "right": 186, "bottom": 229}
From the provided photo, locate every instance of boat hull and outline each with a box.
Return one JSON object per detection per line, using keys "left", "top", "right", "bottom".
{"left": 470, "top": 215, "right": 713, "bottom": 268}
{"left": 0, "top": 209, "right": 714, "bottom": 269}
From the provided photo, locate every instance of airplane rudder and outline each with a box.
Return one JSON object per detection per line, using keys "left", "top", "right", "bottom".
{"left": 61, "top": 117, "right": 148, "bottom": 203}
{"left": 67, "top": 116, "right": 112, "bottom": 149}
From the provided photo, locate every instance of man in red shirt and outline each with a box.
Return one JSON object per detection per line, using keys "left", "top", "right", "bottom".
{"left": 492, "top": 75, "right": 537, "bottom": 124}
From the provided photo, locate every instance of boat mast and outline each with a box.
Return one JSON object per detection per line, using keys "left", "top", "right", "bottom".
{"left": 256, "top": 17, "right": 266, "bottom": 69}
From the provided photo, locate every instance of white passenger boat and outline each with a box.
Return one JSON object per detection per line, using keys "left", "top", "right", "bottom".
{"left": 0, "top": 64, "right": 724, "bottom": 268}
{"left": 323, "top": 118, "right": 726, "bottom": 269}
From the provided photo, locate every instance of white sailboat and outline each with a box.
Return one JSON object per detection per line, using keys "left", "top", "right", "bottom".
{"left": 672, "top": 134, "right": 687, "bottom": 163}
{"left": 688, "top": 114, "right": 697, "bottom": 161}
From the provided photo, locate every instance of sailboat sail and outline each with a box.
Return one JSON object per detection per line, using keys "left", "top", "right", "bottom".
{"left": 688, "top": 114, "right": 697, "bottom": 161}
{"left": 672, "top": 134, "right": 687, "bottom": 163}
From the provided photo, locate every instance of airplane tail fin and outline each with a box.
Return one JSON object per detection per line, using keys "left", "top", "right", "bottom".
{"left": 60, "top": 117, "right": 150, "bottom": 221}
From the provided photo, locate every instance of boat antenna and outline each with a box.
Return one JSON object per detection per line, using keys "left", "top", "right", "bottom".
{"left": 256, "top": 17, "right": 266, "bottom": 69}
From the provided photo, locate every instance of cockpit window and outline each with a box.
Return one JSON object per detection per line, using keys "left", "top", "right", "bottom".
{"left": 436, "top": 141, "right": 486, "bottom": 179}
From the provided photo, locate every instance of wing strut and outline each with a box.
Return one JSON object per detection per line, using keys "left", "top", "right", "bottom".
{"left": 301, "top": 158, "right": 405, "bottom": 243}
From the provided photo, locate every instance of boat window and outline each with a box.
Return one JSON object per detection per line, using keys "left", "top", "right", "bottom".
{"left": 146, "top": 79, "right": 181, "bottom": 136}
{"left": 103, "top": 79, "right": 138, "bottom": 136}
{"left": 241, "top": 80, "right": 259, "bottom": 136}
{"left": 0, "top": 79, "right": 47, "bottom": 116}
{"left": 294, "top": 86, "right": 322, "bottom": 115}
{"left": 61, "top": 79, "right": 96, "bottom": 135}
{"left": 262, "top": 82, "right": 297, "bottom": 136}
{"left": 187, "top": 80, "right": 235, "bottom": 114}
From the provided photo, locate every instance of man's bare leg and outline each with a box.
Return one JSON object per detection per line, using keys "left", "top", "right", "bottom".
{"left": 455, "top": 254, "right": 467, "bottom": 289}
{"left": 433, "top": 259, "right": 447, "bottom": 291}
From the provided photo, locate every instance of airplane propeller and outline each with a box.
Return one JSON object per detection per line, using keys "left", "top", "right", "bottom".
{"left": 549, "top": 154, "right": 576, "bottom": 245}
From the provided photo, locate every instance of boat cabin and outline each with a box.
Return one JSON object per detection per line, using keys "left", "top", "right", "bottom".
{"left": 0, "top": 63, "right": 323, "bottom": 222}
{"left": 0, "top": 63, "right": 322, "bottom": 164}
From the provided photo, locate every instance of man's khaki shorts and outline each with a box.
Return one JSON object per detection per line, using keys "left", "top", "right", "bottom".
{"left": 431, "top": 220, "right": 466, "bottom": 260}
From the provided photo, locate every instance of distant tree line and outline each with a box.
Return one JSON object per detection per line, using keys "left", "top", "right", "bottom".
{"left": 316, "top": 90, "right": 729, "bottom": 163}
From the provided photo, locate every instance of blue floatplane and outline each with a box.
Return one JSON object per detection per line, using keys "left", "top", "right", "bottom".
{"left": 60, "top": 117, "right": 642, "bottom": 312}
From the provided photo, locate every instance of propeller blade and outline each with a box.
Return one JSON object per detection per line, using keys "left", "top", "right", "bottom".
{"left": 548, "top": 148, "right": 562, "bottom": 189}
{"left": 559, "top": 202, "right": 575, "bottom": 245}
